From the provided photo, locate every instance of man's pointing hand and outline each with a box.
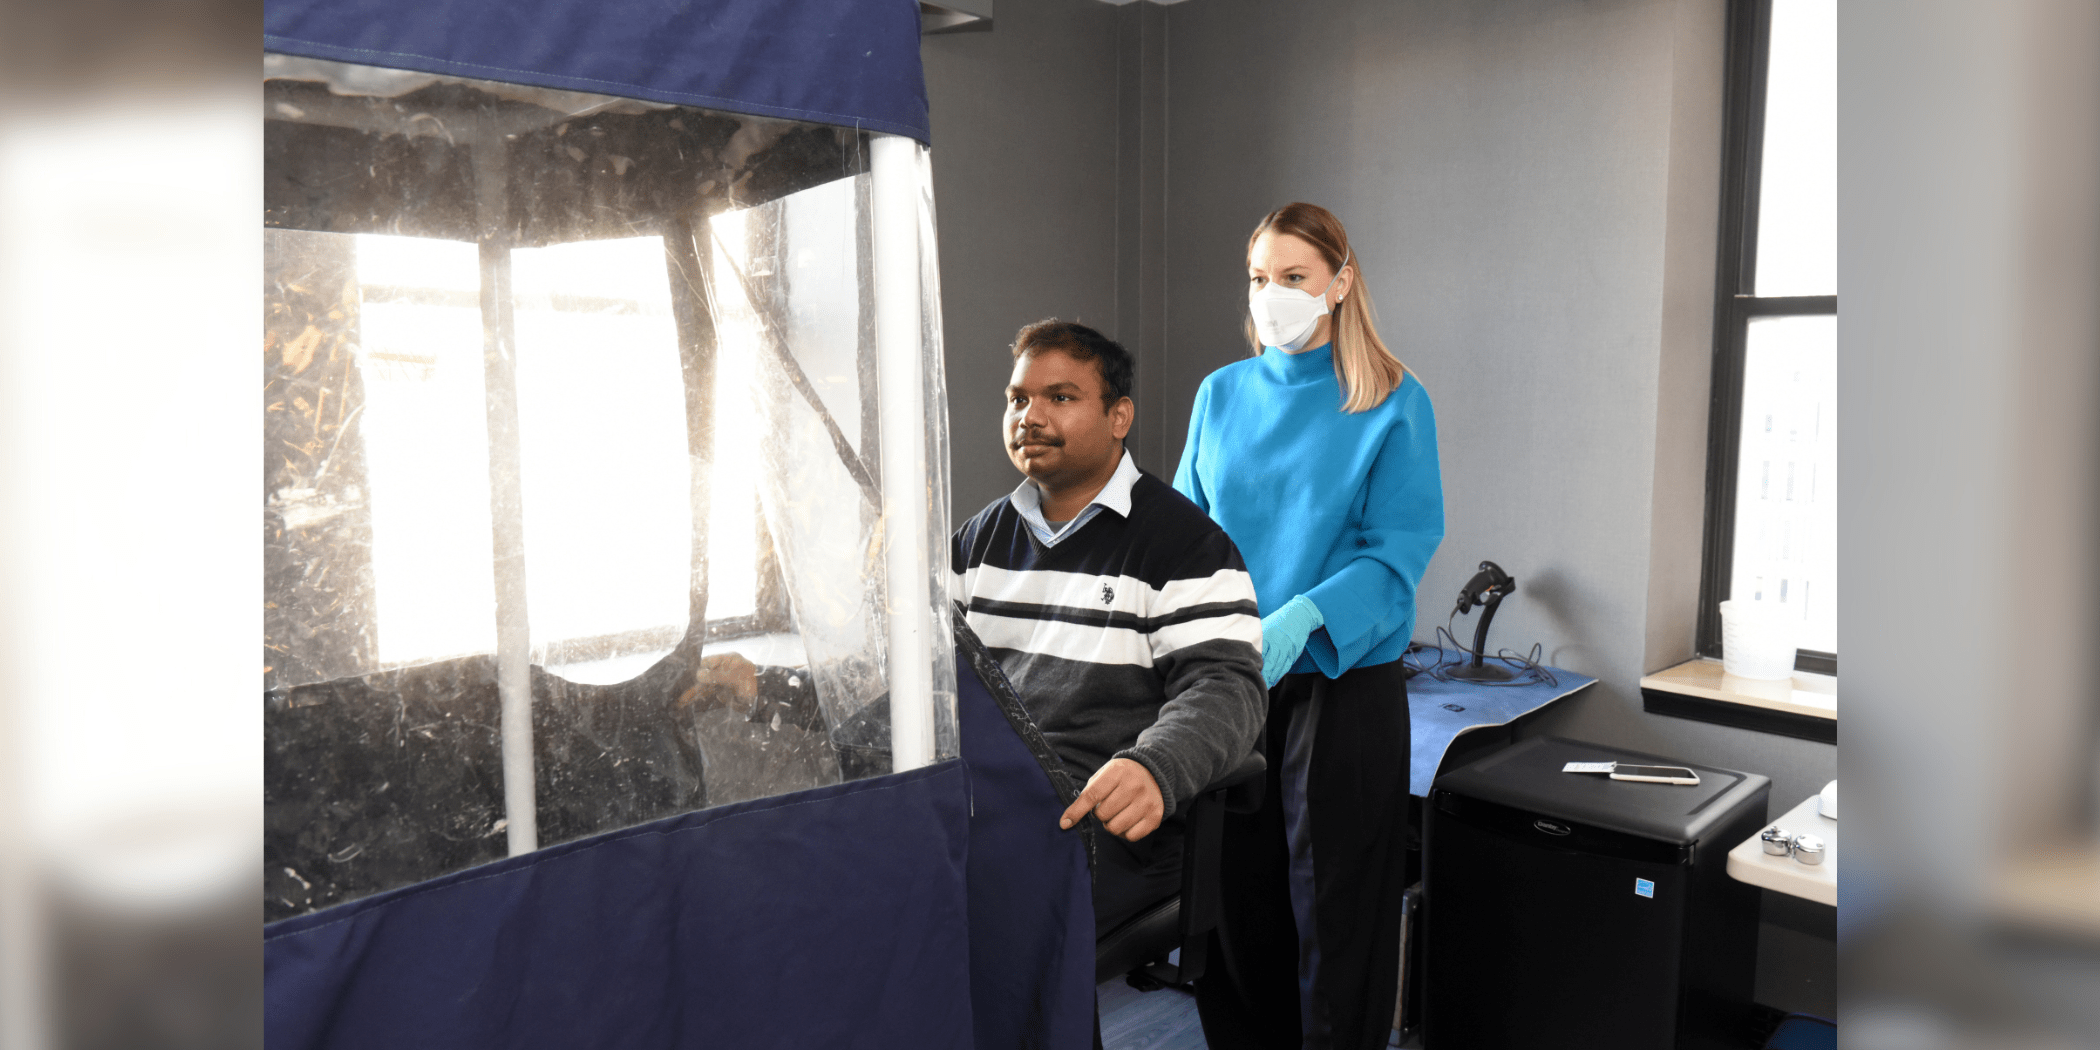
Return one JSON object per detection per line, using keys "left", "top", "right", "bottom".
{"left": 1059, "top": 757, "right": 1164, "bottom": 841}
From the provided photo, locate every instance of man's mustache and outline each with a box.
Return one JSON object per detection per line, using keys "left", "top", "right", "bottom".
{"left": 1010, "top": 431, "right": 1064, "bottom": 450}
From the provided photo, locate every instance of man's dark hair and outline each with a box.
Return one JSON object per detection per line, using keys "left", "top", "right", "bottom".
{"left": 1011, "top": 320, "right": 1134, "bottom": 408}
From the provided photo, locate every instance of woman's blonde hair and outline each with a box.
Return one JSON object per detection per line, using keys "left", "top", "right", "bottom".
{"left": 1244, "top": 202, "right": 1410, "bottom": 413}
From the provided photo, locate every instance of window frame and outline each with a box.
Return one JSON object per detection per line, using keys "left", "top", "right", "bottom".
{"left": 1697, "top": 0, "right": 1838, "bottom": 675}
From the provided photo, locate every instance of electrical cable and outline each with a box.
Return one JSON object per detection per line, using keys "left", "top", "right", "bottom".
{"left": 1402, "top": 609, "right": 1559, "bottom": 688}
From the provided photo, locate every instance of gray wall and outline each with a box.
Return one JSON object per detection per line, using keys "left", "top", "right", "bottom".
{"left": 924, "top": 0, "right": 1838, "bottom": 858}
{"left": 925, "top": 2, "right": 1180, "bottom": 516}
{"left": 1153, "top": 0, "right": 1835, "bottom": 809}
{"left": 1154, "top": 1, "right": 1831, "bottom": 1009}
{"left": 921, "top": 1, "right": 1120, "bottom": 519}
{"left": 927, "top": 0, "right": 1834, "bottom": 1013}
{"left": 922, "top": 1, "right": 1138, "bottom": 520}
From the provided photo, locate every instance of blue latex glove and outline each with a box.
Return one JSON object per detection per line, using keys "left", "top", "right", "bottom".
{"left": 1260, "top": 595, "right": 1324, "bottom": 688}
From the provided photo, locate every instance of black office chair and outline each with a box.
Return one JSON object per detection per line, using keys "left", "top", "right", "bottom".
{"left": 1094, "top": 752, "right": 1267, "bottom": 989}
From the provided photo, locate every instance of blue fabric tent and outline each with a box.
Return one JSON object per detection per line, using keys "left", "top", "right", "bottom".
{"left": 265, "top": 763, "right": 975, "bottom": 1048}
{"left": 263, "top": 3, "right": 1095, "bottom": 1045}
{"left": 264, "top": 626, "right": 1096, "bottom": 1049}
{"left": 265, "top": 0, "right": 930, "bottom": 142}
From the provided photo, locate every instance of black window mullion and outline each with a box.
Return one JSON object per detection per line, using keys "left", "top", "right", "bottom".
{"left": 1699, "top": 0, "right": 1776, "bottom": 664}
{"left": 1699, "top": 0, "right": 1838, "bottom": 676}
{"left": 1698, "top": 296, "right": 1753, "bottom": 661}
{"left": 1740, "top": 294, "right": 1836, "bottom": 316}
{"left": 1724, "top": 0, "right": 1775, "bottom": 298}
{"left": 1796, "top": 648, "right": 1836, "bottom": 676}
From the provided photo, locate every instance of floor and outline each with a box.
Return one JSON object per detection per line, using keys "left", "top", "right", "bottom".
{"left": 1097, "top": 978, "right": 1206, "bottom": 1050}
{"left": 1095, "top": 978, "right": 1418, "bottom": 1050}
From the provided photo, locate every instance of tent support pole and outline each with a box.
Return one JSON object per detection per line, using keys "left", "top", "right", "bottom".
{"left": 475, "top": 135, "right": 537, "bottom": 856}
{"left": 871, "top": 135, "right": 935, "bottom": 772}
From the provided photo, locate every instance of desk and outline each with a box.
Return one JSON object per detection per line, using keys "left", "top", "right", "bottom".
{"left": 1405, "top": 651, "right": 1596, "bottom": 797}
{"left": 1726, "top": 792, "right": 1836, "bottom": 906}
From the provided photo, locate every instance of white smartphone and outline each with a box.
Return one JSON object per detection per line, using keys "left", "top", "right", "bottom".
{"left": 1609, "top": 764, "right": 1700, "bottom": 786}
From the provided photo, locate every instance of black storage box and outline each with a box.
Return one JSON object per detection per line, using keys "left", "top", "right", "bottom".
{"left": 1424, "top": 736, "right": 1769, "bottom": 1050}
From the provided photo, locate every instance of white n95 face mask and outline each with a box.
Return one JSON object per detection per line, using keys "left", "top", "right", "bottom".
{"left": 1248, "top": 252, "right": 1350, "bottom": 352}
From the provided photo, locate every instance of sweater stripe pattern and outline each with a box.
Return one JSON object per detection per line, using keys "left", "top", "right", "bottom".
{"left": 951, "top": 473, "right": 1265, "bottom": 818}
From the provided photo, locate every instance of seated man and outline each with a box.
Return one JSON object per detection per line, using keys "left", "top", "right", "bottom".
{"left": 951, "top": 319, "right": 1266, "bottom": 937}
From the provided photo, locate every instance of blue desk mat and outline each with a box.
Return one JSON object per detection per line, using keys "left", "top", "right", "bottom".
{"left": 1405, "top": 650, "right": 1596, "bottom": 797}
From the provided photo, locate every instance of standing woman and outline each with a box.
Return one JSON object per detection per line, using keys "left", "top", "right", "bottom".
{"left": 1176, "top": 203, "right": 1443, "bottom": 1050}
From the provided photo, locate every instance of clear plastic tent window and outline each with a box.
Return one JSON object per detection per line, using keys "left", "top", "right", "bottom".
{"left": 263, "top": 57, "right": 957, "bottom": 922}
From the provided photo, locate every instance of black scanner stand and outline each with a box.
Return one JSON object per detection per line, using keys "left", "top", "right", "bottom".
{"left": 1448, "top": 560, "right": 1516, "bottom": 682}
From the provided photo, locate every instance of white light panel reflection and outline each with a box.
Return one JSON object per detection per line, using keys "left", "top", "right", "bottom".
{"left": 354, "top": 234, "right": 499, "bottom": 666}
{"left": 511, "top": 235, "right": 692, "bottom": 677}
{"left": 1754, "top": 0, "right": 1836, "bottom": 296}
{"left": 1730, "top": 315, "right": 1837, "bottom": 653}
{"left": 706, "top": 209, "right": 762, "bottom": 623}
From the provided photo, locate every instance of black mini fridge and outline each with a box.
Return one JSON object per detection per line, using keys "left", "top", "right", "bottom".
{"left": 1424, "top": 737, "right": 1768, "bottom": 1050}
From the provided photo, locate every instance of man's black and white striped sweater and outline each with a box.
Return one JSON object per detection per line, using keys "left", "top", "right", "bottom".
{"left": 951, "top": 471, "right": 1265, "bottom": 818}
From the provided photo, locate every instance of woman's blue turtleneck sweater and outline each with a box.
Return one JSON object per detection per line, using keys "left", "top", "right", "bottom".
{"left": 1173, "top": 343, "right": 1445, "bottom": 677}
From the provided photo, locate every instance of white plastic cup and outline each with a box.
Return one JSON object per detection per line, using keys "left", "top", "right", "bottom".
{"left": 1719, "top": 599, "right": 1798, "bottom": 680}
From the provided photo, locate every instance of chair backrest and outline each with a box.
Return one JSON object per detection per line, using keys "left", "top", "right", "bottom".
{"left": 1094, "top": 753, "right": 1266, "bottom": 989}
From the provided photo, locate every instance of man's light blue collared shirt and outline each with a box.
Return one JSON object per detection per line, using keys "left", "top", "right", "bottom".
{"left": 1007, "top": 449, "right": 1141, "bottom": 548}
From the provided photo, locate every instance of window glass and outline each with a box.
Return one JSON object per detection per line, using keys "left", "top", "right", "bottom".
{"left": 1754, "top": 0, "right": 1836, "bottom": 296}
{"left": 265, "top": 59, "right": 958, "bottom": 922}
{"left": 354, "top": 233, "right": 498, "bottom": 666}
{"left": 706, "top": 208, "right": 763, "bottom": 624}
{"left": 707, "top": 178, "right": 886, "bottom": 720}
{"left": 512, "top": 235, "right": 692, "bottom": 683}
{"left": 1730, "top": 315, "right": 1837, "bottom": 653}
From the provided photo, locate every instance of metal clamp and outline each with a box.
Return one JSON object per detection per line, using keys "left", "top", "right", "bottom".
{"left": 1790, "top": 833, "right": 1826, "bottom": 866}
{"left": 1761, "top": 826, "right": 1795, "bottom": 856}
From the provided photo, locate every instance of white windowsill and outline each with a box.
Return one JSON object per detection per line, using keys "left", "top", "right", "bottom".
{"left": 1639, "top": 657, "right": 1837, "bottom": 721}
